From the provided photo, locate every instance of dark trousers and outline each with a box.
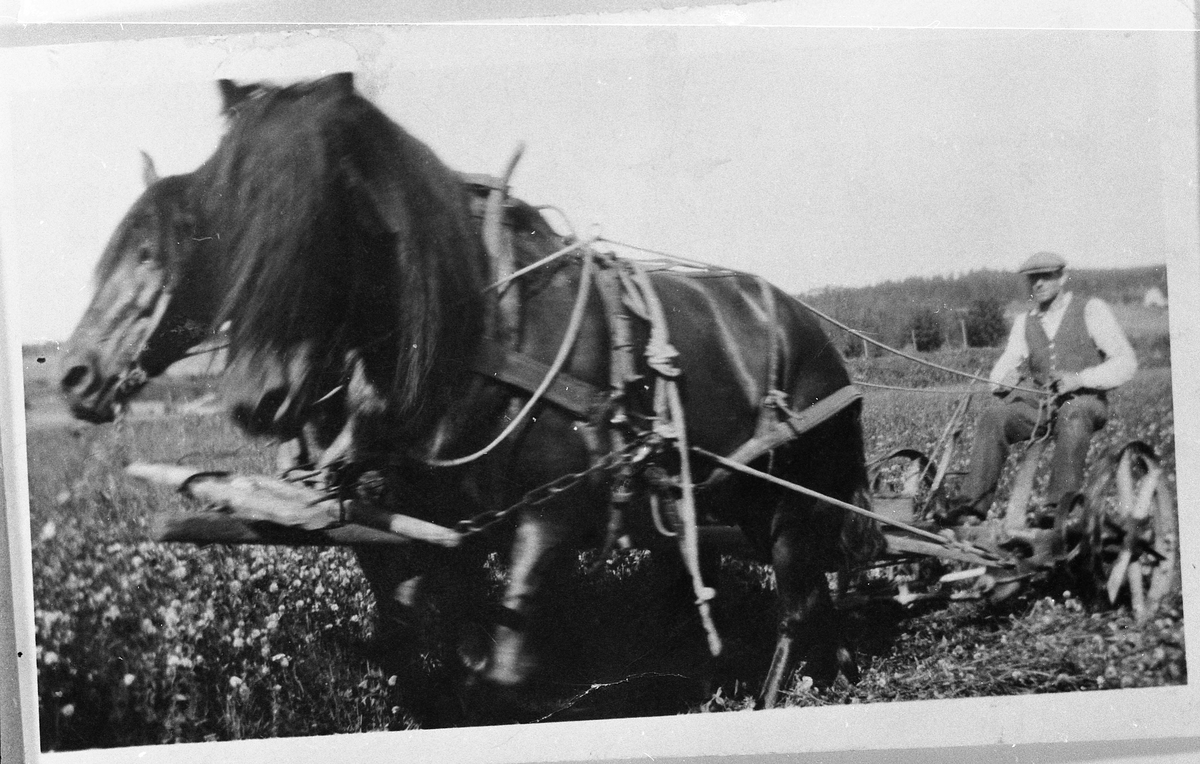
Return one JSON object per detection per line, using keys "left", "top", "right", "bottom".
{"left": 958, "top": 394, "right": 1108, "bottom": 514}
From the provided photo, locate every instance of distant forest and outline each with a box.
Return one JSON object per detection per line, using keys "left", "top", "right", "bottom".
{"left": 800, "top": 265, "right": 1168, "bottom": 356}
{"left": 23, "top": 266, "right": 1169, "bottom": 367}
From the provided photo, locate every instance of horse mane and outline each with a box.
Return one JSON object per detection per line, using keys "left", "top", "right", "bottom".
{"left": 197, "top": 74, "right": 488, "bottom": 433}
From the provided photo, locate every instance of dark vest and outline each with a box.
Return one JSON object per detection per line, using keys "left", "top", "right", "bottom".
{"left": 1025, "top": 294, "right": 1104, "bottom": 394}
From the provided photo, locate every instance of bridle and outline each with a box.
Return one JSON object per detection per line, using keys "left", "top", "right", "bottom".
{"left": 109, "top": 286, "right": 176, "bottom": 403}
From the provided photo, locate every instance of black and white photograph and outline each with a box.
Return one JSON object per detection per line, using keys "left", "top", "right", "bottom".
{"left": 2, "top": 6, "right": 1198, "bottom": 763}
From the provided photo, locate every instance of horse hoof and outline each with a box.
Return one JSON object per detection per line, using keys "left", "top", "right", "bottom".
{"left": 836, "top": 646, "right": 860, "bottom": 684}
{"left": 804, "top": 647, "right": 841, "bottom": 689}
{"left": 457, "top": 632, "right": 489, "bottom": 675}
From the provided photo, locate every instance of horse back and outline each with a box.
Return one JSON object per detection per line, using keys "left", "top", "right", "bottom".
{"left": 647, "top": 270, "right": 853, "bottom": 456}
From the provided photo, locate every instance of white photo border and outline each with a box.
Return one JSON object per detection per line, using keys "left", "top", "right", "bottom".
{"left": 2, "top": 4, "right": 1198, "bottom": 763}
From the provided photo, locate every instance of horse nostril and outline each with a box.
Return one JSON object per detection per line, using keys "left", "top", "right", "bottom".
{"left": 61, "top": 361, "right": 98, "bottom": 397}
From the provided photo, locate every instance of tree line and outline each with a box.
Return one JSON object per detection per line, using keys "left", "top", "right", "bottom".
{"left": 801, "top": 265, "right": 1167, "bottom": 357}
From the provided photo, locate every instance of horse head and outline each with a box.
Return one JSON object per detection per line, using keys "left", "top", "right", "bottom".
{"left": 60, "top": 154, "right": 217, "bottom": 423}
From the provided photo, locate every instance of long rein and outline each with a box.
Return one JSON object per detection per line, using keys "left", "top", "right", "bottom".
{"left": 595, "top": 237, "right": 1051, "bottom": 401}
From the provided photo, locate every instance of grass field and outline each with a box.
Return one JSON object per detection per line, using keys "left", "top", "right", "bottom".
{"left": 22, "top": 350, "right": 1185, "bottom": 750}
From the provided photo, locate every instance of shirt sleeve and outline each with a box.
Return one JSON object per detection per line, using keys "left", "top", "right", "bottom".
{"left": 1079, "top": 298, "right": 1138, "bottom": 390}
{"left": 989, "top": 313, "right": 1028, "bottom": 390}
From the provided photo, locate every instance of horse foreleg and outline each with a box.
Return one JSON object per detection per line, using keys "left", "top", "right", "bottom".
{"left": 484, "top": 511, "right": 572, "bottom": 687}
{"left": 761, "top": 511, "right": 844, "bottom": 708}
{"left": 761, "top": 631, "right": 796, "bottom": 709}
{"left": 354, "top": 546, "right": 424, "bottom": 654}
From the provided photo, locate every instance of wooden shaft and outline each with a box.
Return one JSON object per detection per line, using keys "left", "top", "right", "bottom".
{"left": 694, "top": 447, "right": 971, "bottom": 548}
{"left": 127, "top": 462, "right": 460, "bottom": 548}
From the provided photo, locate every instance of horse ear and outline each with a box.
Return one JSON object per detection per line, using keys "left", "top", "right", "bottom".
{"left": 218, "top": 79, "right": 257, "bottom": 113}
{"left": 322, "top": 72, "right": 355, "bottom": 94}
{"left": 140, "top": 150, "right": 160, "bottom": 187}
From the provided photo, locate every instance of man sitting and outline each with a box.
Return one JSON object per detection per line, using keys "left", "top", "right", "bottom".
{"left": 940, "top": 251, "right": 1138, "bottom": 526}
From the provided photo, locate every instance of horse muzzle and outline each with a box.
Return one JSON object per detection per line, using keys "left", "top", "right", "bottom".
{"left": 60, "top": 349, "right": 148, "bottom": 423}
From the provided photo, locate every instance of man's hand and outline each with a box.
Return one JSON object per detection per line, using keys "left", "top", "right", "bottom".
{"left": 1052, "top": 372, "right": 1084, "bottom": 395}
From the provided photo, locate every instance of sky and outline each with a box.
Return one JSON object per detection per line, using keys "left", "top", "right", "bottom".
{"left": 0, "top": 23, "right": 1196, "bottom": 342}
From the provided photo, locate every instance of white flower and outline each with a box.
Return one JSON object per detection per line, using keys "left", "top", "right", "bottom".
{"left": 61, "top": 704, "right": 75, "bottom": 718}
{"left": 123, "top": 674, "right": 135, "bottom": 686}
{"left": 229, "top": 676, "right": 243, "bottom": 688}
{"left": 43, "top": 651, "right": 59, "bottom": 666}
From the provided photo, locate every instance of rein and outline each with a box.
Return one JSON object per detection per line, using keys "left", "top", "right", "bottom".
{"left": 855, "top": 381, "right": 987, "bottom": 395}
{"left": 595, "top": 237, "right": 1051, "bottom": 401}
{"left": 482, "top": 232, "right": 600, "bottom": 294}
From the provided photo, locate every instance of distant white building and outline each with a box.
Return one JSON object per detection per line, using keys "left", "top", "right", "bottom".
{"left": 1143, "top": 287, "right": 1168, "bottom": 308}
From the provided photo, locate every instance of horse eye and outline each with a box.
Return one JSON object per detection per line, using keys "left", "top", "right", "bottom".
{"left": 137, "top": 244, "right": 154, "bottom": 264}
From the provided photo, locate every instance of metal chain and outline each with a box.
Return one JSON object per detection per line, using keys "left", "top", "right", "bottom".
{"left": 454, "top": 436, "right": 652, "bottom": 539}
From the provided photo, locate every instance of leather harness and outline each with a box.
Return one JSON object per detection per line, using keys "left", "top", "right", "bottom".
{"left": 459, "top": 172, "right": 862, "bottom": 487}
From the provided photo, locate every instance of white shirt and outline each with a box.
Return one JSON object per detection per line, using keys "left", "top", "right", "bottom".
{"left": 989, "top": 292, "right": 1138, "bottom": 392}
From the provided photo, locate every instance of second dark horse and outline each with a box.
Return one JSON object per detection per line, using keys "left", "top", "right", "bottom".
{"left": 60, "top": 73, "right": 884, "bottom": 715}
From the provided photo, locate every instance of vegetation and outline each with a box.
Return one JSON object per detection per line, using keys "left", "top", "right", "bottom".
{"left": 908, "top": 307, "right": 944, "bottom": 352}
{"left": 805, "top": 265, "right": 1168, "bottom": 355}
{"left": 965, "top": 297, "right": 1007, "bottom": 348}
{"left": 25, "top": 345, "right": 1182, "bottom": 749}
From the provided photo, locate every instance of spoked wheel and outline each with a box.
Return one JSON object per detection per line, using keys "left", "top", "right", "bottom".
{"left": 1076, "top": 441, "right": 1180, "bottom": 622}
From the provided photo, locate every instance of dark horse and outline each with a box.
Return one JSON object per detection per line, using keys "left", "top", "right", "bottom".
{"left": 61, "top": 73, "right": 883, "bottom": 713}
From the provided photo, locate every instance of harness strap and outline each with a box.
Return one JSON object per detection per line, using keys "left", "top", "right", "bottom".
{"left": 756, "top": 277, "right": 782, "bottom": 439}
{"left": 593, "top": 255, "right": 642, "bottom": 404}
{"left": 588, "top": 257, "right": 642, "bottom": 568}
{"left": 470, "top": 338, "right": 603, "bottom": 419}
{"left": 482, "top": 145, "right": 525, "bottom": 347}
{"left": 699, "top": 384, "right": 863, "bottom": 489}
{"left": 612, "top": 259, "right": 721, "bottom": 655}
{"left": 425, "top": 251, "right": 599, "bottom": 468}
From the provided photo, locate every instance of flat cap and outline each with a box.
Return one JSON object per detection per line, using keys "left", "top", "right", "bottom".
{"left": 1017, "top": 251, "right": 1067, "bottom": 275}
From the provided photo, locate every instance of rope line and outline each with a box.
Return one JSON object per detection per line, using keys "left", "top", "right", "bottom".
{"left": 855, "top": 381, "right": 986, "bottom": 395}
{"left": 483, "top": 231, "right": 600, "bottom": 294}
{"left": 596, "top": 236, "right": 1049, "bottom": 399}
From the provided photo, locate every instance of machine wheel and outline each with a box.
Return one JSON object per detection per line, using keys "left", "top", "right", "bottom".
{"left": 1076, "top": 441, "right": 1180, "bottom": 622}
